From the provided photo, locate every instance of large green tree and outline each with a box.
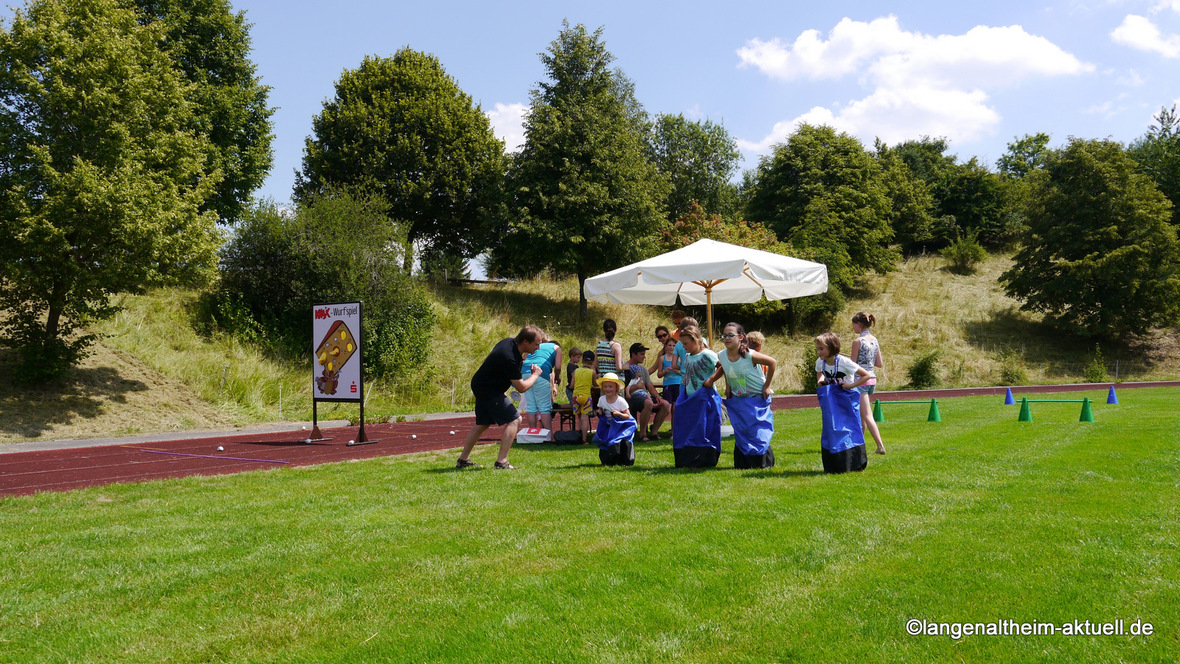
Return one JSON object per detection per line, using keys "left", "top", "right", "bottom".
{"left": 1129, "top": 105, "right": 1180, "bottom": 227}
{"left": 937, "top": 157, "right": 1017, "bottom": 249}
{"left": 874, "top": 140, "right": 938, "bottom": 254}
{"left": 889, "top": 136, "right": 1017, "bottom": 248}
{"left": 131, "top": 0, "right": 274, "bottom": 225}
{"left": 493, "top": 22, "right": 669, "bottom": 318}
{"left": 1002, "top": 138, "right": 1180, "bottom": 338}
{"left": 745, "top": 124, "right": 898, "bottom": 278}
{"left": 295, "top": 49, "right": 506, "bottom": 272}
{"left": 0, "top": 0, "right": 221, "bottom": 382}
{"left": 648, "top": 113, "right": 740, "bottom": 221}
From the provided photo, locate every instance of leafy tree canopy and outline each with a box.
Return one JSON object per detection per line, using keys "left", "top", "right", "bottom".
{"left": 1002, "top": 138, "right": 1180, "bottom": 339}
{"left": 649, "top": 113, "right": 741, "bottom": 221}
{"left": 491, "top": 21, "right": 669, "bottom": 318}
{"left": 0, "top": 0, "right": 222, "bottom": 382}
{"left": 997, "top": 132, "right": 1051, "bottom": 179}
{"left": 131, "top": 0, "right": 274, "bottom": 225}
{"left": 1129, "top": 105, "right": 1180, "bottom": 227}
{"left": 295, "top": 49, "right": 506, "bottom": 270}
{"left": 874, "top": 140, "right": 938, "bottom": 254}
{"left": 936, "top": 157, "right": 1018, "bottom": 249}
{"left": 891, "top": 136, "right": 957, "bottom": 184}
{"left": 745, "top": 124, "right": 898, "bottom": 277}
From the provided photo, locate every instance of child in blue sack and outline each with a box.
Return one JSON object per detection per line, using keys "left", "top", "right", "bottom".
{"left": 595, "top": 372, "right": 636, "bottom": 466}
{"left": 704, "top": 322, "right": 777, "bottom": 469}
{"left": 672, "top": 325, "right": 723, "bottom": 468}
{"left": 814, "top": 332, "right": 872, "bottom": 474}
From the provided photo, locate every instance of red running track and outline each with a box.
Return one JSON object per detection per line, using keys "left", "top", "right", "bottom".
{"left": 3, "top": 381, "right": 1175, "bottom": 497}
{"left": 0, "top": 417, "right": 490, "bottom": 497}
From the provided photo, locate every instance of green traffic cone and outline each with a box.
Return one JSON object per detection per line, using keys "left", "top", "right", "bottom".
{"left": 873, "top": 399, "right": 884, "bottom": 423}
{"left": 1079, "top": 397, "right": 1095, "bottom": 423}
{"left": 1018, "top": 397, "right": 1033, "bottom": 422}
{"left": 927, "top": 398, "right": 942, "bottom": 423}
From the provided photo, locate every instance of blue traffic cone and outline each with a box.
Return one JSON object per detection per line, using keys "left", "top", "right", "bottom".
{"left": 1004, "top": 388, "right": 1015, "bottom": 405}
{"left": 1106, "top": 385, "right": 1119, "bottom": 405}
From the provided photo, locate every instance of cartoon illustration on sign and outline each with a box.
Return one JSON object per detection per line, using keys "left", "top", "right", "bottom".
{"left": 315, "top": 320, "right": 356, "bottom": 395}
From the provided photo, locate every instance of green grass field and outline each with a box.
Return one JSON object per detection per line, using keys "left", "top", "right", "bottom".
{"left": 2, "top": 388, "right": 1177, "bottom": 663}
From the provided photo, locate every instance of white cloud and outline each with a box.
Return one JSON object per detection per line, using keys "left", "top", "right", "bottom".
{"left": 1115, "top": 68, "right": 1146, "bottom": 85}
{"left": 1111, "top": 14, "right": 1180, "bottom": 57}
{"left": 485, "top": 102, "right": 528, "bottom": 153}
{"left": 1084, "top": 99, "right": 1126, "bottom": 119}
{"left": 736, "top": 107, "right": 838, "bottom": 152}
{"left": 736, "top": 17, "right": 1092, "bottom": 155}
{"left": 1154, "top": 1, "right": 1180, "bottom": 13}
{"left": 736, "top": 17, "right": 913, "bottom": 81}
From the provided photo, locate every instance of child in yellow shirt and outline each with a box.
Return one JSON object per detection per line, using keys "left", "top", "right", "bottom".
{"left": 571, "top": 350, "right": 597, "bottom": 444}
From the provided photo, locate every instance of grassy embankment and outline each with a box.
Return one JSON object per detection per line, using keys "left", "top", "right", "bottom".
{"left": 1, "top": 252, "right": 1177, "bottom": 443}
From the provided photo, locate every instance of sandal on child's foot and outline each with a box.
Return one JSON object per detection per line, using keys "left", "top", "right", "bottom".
{"left": 494, "top": 461, "right": 517, "bottom": 470}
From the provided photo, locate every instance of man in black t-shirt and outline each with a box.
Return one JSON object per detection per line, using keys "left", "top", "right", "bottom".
{"left": 456, "top": 325, "right": 544, "bottom": 470}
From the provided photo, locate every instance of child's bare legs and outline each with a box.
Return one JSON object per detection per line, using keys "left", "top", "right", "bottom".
{"left": 859, "top": 391, "right": 886, "bottom": 454}
{"left": 575, "top": 396, "right": 591, "bottom": 443}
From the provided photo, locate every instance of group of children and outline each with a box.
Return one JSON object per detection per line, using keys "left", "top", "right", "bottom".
{"left": 530, "top": 310, "right": 886, "bottom": 473}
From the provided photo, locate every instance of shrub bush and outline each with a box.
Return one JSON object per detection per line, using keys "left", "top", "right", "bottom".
{"left": 940, "top": 231, "right": 988, "bottom": 275}
{"left": 798, "top": 342, "right": 820, "bottom": 394}
{"left": 210, "top": 193, "right": 436, "bottom": 379}
{"left": 1084, "top": 345, "right": 1110, "bottom": 383}
{"left": 997, "top": 347, "right": 1028, "bottom": 385}
{"left": 906, "top": 349, "right": 942, "bottom": 389}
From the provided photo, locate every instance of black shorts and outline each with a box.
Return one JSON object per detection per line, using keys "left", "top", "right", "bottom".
{"left": 474, "top": 395, "right": 520, "bottom": 426}
{"left": 627, "top": 391, "right": 650, "bottom": 414}
{"left": 662, "top": 384, "right": 680, "bottom": 404}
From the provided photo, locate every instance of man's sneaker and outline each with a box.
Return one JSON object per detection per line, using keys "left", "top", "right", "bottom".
{"left": 456, "top": 457, "right": 480, "bottom": 469}
{"left": 494, "top": 461, "right": 517, "bottom": 470}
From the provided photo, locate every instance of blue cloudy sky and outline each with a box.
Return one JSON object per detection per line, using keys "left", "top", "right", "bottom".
{"left": 155, "top": 1, "right": 1180, "bottom": 201}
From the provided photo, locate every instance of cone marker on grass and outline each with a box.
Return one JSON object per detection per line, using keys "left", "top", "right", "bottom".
{"left": 1018, "top": 398, "right": 1033, "bottom": 422}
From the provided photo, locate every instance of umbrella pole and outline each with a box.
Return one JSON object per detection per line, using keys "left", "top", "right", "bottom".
{"left": 706, "top": 286, "right": 713, "bottom": 348}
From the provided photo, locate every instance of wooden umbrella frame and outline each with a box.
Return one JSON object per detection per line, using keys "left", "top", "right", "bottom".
{"left": 690, "top": 267, "right": 765, "bottom": 347}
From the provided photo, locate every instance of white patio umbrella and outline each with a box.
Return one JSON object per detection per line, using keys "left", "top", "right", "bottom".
{"left": 583, "top": 238, "right": 828, "bottom": 345}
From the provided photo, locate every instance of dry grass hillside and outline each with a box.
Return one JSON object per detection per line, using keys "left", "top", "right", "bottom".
{"left": 2, "top": 252, "right": 1177, "bottom": 444}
